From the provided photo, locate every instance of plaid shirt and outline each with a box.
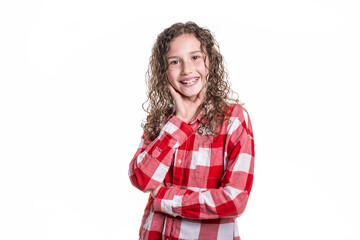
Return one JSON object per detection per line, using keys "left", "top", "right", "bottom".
{"left": 129, "top": 104, "right": 255, "bottom": 240}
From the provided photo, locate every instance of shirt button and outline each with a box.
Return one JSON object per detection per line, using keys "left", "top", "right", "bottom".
{"left": 152, "top": 148, "right": 160, "bottom": 158}
{"left": 177, "top": 159, "right": 182, "bottom": 165}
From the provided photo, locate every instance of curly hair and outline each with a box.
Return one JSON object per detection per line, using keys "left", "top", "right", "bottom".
{"left": 142, "top": 21, "right": 241, "bottom": 141}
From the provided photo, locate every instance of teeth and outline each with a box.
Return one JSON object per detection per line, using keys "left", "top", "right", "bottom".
{"left": 181, "top": 78, "right": 198, "bottom": 85}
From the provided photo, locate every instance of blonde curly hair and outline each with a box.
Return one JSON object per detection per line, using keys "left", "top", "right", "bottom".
{"left": 142, "top": 21, "right": 241, "bottom": 141}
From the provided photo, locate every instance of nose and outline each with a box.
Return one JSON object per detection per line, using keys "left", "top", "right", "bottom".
{"left": 181, "top": 60, "right": 194, "bottom": 75}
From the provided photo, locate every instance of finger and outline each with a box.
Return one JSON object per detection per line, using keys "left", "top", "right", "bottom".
{"left": 168, "top": 83, "right": 183, "bottom": 103}
{"left": 199, "top": 88, "right": 205, "bottom": 100}
{"left": 168, "top": 83, "right": 178, "bottom": 98}
{"left": 195, "top": 88, "right": 206, "bottom": 105}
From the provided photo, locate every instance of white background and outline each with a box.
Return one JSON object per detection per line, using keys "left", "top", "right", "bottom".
{"left": 1, "top": 0, "right": 359, "bottom": 239}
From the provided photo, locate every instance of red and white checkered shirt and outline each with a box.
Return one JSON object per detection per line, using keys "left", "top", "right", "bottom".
{"left": 129, "top": 104, "right": 255, "bottom": 240}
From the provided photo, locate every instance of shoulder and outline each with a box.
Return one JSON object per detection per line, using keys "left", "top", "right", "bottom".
{"left": 224, "top": 103, "right": 253, "bottom": 136}
{"left": 227, "top": 103, "right": 250, "bottom": 122}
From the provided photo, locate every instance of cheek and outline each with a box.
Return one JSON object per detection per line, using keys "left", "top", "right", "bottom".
{"left": 166, "top": 70, "right": 173, "bottom": 81}
{"left": 195, "top": 61, "right": 208, "bottom": 75}
{"left": 166, "top": 71, "right": 178, "bottom": 87}
{"left": 168, "top": 68, "right": 181, "bottom": 80}
{"left": 166, "top": 72, "right": 173, "bottom": 82}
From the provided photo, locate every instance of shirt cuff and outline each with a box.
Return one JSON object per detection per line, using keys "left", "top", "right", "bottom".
{"left": 159, "top": 116, "right": 194, "bottom": 147}
{"left": 153, "top": 187, "right": 180, "bottom": 217}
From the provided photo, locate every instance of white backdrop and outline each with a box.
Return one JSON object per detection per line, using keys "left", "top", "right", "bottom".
{"left": 1, "top": 0, "right": 359, "bottom": 239}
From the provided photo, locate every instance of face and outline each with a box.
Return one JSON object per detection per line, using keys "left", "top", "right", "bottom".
{"left": 166, "top": 34, "right": 208, "bottom": 101}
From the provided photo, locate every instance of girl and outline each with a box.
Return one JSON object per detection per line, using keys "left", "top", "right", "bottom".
{"left": 129, "top": 22, "right": 254, "bottom": 240}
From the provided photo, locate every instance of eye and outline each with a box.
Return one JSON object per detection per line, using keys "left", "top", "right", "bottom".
{"left": 192, "top": 55, "right": 201, "bottom": 60}
{"left": 169, "top": 60, "right": 179, "bottom": 65}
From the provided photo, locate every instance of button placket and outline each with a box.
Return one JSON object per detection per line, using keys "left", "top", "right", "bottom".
{"left": 173, "top": 138, "right": 189, "bottom": 185}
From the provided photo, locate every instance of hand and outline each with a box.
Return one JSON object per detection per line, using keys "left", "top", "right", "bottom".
{"left": 151, "top": 182, "right": 164, "bottom": 198}
{"left": 168, "top": 83, "right": 206, "bottom": 123}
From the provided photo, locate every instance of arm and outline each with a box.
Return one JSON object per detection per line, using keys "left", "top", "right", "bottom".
{"left": 128, "top": 116, "right": 194, "bottom": 192}
{"left": 152, "top": 105, "right": 255, "bottom": 219}
{"left": 130, "top": 84, "right": 205, "bottom": 192}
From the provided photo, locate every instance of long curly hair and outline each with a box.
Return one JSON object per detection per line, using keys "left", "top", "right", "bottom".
{"left": 142, "top": 21, "right": 241, "bottom": 141}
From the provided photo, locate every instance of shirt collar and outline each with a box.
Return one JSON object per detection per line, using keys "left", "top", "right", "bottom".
{"left": 189, "top": 110, "right": 203, "bottom": 125}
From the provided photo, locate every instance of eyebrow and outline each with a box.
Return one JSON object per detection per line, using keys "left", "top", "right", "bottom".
{"left": 167, "top": 50, "right": 203, "bottom": 60}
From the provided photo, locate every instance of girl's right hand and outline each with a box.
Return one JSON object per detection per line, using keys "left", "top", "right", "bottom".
{"left": 168, "top": 83, "right": 205, "bottom": 123}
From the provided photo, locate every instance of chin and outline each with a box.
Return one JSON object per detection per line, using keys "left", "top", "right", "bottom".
{"left": 183, "top": 90, "right": 200, "bottom": 98}
{"left": 177, "top": 82, "right": 205, "bottom": 99}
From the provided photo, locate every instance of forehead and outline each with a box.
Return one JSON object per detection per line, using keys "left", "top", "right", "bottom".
{"left": 167, "top": 34, "right": 202, "bottom": 56}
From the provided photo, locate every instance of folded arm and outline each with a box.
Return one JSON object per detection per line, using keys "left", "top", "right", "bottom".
{"left": 128, "top": 116, "right": 194, "bottom": 192}
{"left": 152, "top": 106, "right": 255, "bottom": 219}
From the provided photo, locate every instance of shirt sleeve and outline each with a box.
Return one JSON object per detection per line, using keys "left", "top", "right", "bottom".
{"left": 129, "top": 116, "right": 195, "bottom": 192}
{"left": 152, "top": 105, "right": 255, "bottom": 219}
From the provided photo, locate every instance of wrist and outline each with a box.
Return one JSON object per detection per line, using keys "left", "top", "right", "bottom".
{"left": 175, "top": 112, "right": 195, "bottom": 123}
{"left": 175, "top": 114, "right": 189, "bottom": 123}
{"left": 151, "top": 183, "right": 164, "bottom": 198}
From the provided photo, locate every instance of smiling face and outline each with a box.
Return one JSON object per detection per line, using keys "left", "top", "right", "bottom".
{"left": 166, "top": 34, "right": 208, "bottom": 102}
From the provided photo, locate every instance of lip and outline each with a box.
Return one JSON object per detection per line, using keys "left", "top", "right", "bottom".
{"left": 179, "top": 77, "right": 200, "bottom": 87}
{"left": 180, "top": 76, "right": 200, "bottom": 82}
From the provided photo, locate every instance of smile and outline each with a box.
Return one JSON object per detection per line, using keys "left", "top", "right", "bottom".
{"left": 180, "top": 77, "right": 199, "bottom": 86}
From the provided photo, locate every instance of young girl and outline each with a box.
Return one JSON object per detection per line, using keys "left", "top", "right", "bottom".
{"left": 129, "top": 22, "right": 254, "bottom": 240}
